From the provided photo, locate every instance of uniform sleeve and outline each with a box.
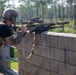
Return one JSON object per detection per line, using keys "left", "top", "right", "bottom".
{"left": 0, "top": 25, "right": 13, "bottom": 38}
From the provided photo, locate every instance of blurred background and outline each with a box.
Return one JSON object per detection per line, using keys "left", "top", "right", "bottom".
{"left": 0, "top": 0, "right": 76, "bottom": 33}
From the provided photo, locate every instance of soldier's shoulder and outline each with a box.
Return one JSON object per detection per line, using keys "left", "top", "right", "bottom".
{"left": 0, "top": 22, "right": 6, "bottom": 28}
{"left": 0, "top": 22, "right": 5, "bottom": 24}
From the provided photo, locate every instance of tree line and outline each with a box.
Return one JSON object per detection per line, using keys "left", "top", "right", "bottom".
{"left": 0, "top": 0, "right": 76, "bottom": 25}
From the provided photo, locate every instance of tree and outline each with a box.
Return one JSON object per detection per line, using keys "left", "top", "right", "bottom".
{"left": 0, "top": 0, "right": 10, "bottom": 20}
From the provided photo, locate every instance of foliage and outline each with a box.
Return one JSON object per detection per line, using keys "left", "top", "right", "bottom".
{"left": 50, "top": 20, "right": 75, "bottom": 33}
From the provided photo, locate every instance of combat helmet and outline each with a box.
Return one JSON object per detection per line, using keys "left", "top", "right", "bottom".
{"left": 2, "top": 8, "right": 18, "bottom": 24}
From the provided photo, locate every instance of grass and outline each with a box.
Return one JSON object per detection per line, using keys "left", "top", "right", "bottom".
{"left": 10, "top": 49, "right": 18, "bottom": 71}
{"left": 10, "top": 60, "right": 18, "bottom": 71}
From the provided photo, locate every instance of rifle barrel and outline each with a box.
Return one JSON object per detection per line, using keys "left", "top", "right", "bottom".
{"left": 26, "top": 21, "right": 69, "bottom": 27}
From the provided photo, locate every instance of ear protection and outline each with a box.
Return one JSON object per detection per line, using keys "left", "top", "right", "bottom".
{"left": 10, "top": 15, "right": 16, "bottom": 24}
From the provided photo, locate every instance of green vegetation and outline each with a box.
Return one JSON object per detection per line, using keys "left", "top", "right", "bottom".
{"left": 50, "top": 20, "right": 76, "bottom": 34}
{"left": 10, "top": 49, "right": 18, "bottom": 71}
{"left": 10, "top": 60, "right": 18, "bottom": 71}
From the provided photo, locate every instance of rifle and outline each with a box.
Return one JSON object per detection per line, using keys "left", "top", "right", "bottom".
{"left": 12, "top": 18, "right": 70, "bottom": 34}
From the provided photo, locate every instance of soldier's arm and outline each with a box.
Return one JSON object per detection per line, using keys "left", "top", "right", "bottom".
{"left": 4, "top": 25, "right": 27, "bottom": 47}
{"left": 4, "top": 32, "right": 26, "bottom": 47}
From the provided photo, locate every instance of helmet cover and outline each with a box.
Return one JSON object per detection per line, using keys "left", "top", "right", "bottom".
{"left": 2, "top": 8, "right": 18, "bottom": 20}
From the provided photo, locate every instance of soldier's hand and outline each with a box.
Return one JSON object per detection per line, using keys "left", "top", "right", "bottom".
{"left": 20, "top": 25, "right": 28, "bottom": 32}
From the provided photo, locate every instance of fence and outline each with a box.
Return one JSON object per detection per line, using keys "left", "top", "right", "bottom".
{"left": 0, "top": 44, "right": 18, "bottom": 75}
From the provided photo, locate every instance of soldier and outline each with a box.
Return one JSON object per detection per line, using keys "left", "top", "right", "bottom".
{"left": 0, "top": 8, "right": 27, "bottom": 47}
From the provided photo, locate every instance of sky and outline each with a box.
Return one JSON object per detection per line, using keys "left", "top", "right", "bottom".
{"left": 8, "top": 0, "right": 65, "bottom": 6}
{"left": 7, "top": 0, "right": 67, "bottom": 8}
{"left": 7, "top": 0, "right": 21, "bottom": 8}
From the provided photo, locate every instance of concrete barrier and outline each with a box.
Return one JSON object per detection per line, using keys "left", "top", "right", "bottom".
{"left": 1, "top": 32, "right": 76, "bottom": 75}
{"left": 17, "top": 32, "right": 76, "bottom": 75}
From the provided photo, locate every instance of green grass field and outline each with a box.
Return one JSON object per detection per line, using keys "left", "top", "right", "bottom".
{"left": 10, "top": 49, "right": 18, "bottom": 71}
{"left": 10, "top": 60, "right": 18, "bottom": 71}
